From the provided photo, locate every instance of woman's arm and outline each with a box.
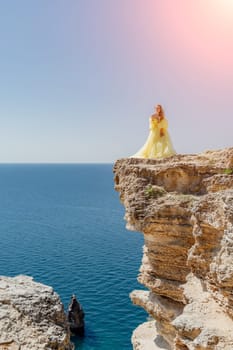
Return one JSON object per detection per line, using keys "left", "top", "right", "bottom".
{"left": 160, "top": 128, "right": 165, "bottom": 137}
{"left": 159, "top": 118, "right": 168, "bottom": 137}
{"left": 149, "top": 116, "right": 158, "bottom": 130}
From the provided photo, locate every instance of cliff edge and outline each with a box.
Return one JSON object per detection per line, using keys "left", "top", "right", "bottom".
{"left": 113, "top": 147, "right": 233, "bottom": 350}
{"left": 0, "top": 275, "right": 74, "bottom": 350}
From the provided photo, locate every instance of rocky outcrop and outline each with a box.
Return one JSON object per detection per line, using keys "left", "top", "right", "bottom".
{"left": 0, "top": 275, "right": 74, "bottom": 350}
{"left": 68, "top": 294, "right": 85, "bottom": 336}
{"left": 113, "top": 147, "right": 233, "bottom": 350}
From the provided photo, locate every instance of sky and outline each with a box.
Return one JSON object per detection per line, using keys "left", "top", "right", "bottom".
{"left": 0, "top": 0, "right": 232, "bottom": 163}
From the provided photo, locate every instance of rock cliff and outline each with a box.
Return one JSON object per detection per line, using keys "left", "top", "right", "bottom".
{"left": 113, "top": 147, "right": 233, "bottom": 350}
{"left": 0, "top": 275, "right": 74, "bottom": 350}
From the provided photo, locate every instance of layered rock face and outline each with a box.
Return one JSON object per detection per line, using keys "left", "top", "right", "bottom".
{"left": 113, "top": 147, "right": 233, "bottom": 350}
{"left": 0, "top": 275, "right": 74, "bottom": 350}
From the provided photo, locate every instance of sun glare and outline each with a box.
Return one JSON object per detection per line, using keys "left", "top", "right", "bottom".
{"left": 204, "top": 0, "right": 233, "bottom": 29}
{"left": 211, "top": 0, "right": 233, "bottom": 15}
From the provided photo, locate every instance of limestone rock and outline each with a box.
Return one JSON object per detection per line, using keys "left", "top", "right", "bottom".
{"left": 113, "top": 147, "right": 233, "bottom": 350}
{"left": 132, "top": 321, "right": 170, "bottom": 350}
{"left": 0, "top": 275, "right": 74, "bottom": 350}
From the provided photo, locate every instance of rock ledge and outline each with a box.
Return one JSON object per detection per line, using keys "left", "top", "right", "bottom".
{"left": 0, "top": 275, "right": 74, "bottom": 350}
{"left": 114, "top": 147, "right": 233, "bottom": 350}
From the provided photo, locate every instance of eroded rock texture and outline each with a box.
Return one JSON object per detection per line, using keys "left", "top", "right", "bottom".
{"left": 0, "top": 275, "right": 74, "bottom": 350}
{"left": 68, "top": 294, "right": 85, "bottom": 336}
{"left": 113, "top": 147, "right": 233, "bottom": 350}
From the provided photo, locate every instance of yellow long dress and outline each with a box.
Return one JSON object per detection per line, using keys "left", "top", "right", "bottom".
{"left": 130, "top": 117, "right": 176, "bottom": 159}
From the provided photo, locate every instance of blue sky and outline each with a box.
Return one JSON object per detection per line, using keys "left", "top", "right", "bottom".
{"left": 0, "top": 0, "right": 232, "bottom": 162}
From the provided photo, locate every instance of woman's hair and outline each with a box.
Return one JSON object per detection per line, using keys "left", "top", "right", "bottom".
{"left": 156, "top": 104, "right": 165, "bottom": 119}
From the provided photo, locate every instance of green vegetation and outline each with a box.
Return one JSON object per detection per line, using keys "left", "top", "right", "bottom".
{"left": 223, "top": 168, "right": 233, "bottom": 175}
{"left": 144, "top": 184, "right": 166, "bottom": 198}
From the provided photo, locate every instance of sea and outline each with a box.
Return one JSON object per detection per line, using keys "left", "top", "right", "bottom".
{"left": 0, "top": 164, "right": 147, "bottom": 350}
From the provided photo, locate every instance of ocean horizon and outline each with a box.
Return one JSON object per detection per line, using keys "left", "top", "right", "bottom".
{"left": 0, "top": 163, "right": 146, "bottom": 350}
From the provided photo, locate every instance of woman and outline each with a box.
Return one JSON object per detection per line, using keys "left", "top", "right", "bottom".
{"left": 130, "top": 104, "right": 176, "bottom": 159}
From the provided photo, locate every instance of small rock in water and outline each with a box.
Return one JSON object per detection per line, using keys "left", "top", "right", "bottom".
{"left": 67, "top": 294, "right": 85, "bottom": 336}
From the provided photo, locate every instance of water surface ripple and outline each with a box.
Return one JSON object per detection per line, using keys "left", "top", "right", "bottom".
{"left": 0, "top": 164, "right": 146, "bottom": 350}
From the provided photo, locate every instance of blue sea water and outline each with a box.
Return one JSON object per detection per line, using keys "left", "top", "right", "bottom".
{"left": 0, "top": 164, "right": 146, "bottom": 350}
